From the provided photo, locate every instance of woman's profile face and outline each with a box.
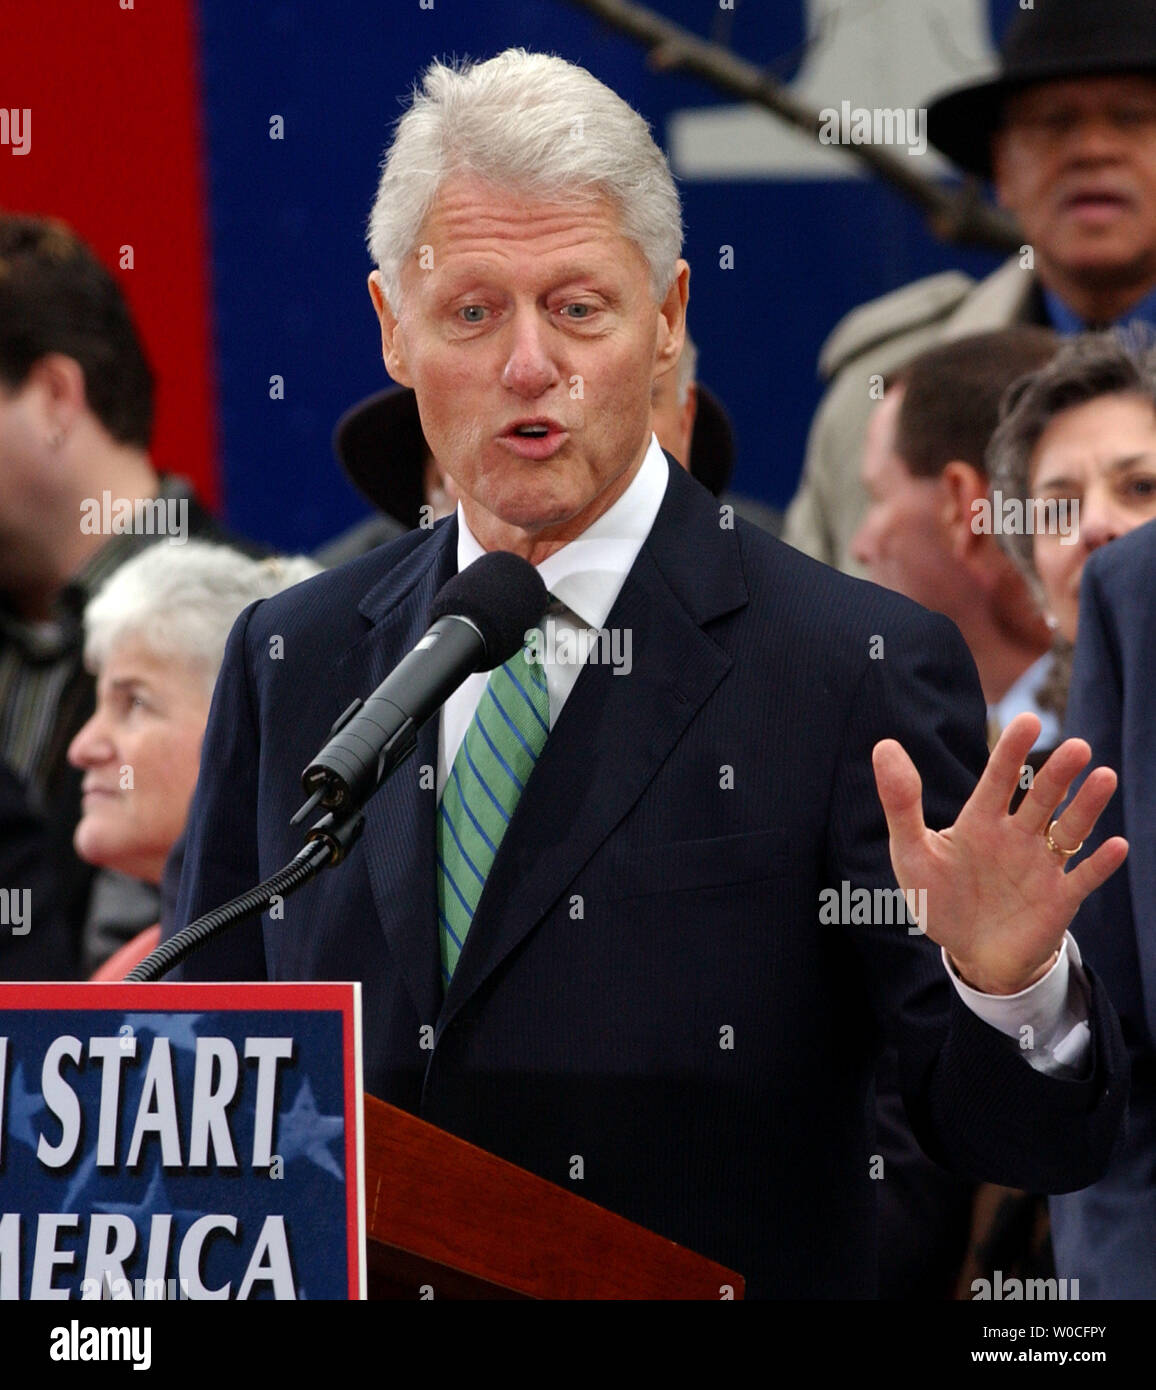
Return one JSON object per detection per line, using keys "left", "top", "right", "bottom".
{"left": 68, "top": 636, "right": 211, "bottom": 885}
{"left": 1029, "top": 391, "right": 1156, "bottom": 642}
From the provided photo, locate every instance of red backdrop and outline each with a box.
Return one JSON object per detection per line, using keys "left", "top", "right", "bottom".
{"left": 0, "top": 0, "right": 219, "bottom": 506}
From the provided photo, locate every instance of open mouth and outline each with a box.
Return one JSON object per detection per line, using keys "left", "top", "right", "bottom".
{"left": 499, "top": 419, "right": 567, "bottom": 458}
{"left": 1064, "top": 189, "right": 1132, "bottom": 217}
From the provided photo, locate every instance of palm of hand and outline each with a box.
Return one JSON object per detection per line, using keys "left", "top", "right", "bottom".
{"left": 873, "top": 714, "right": 1127, "bottom": 995}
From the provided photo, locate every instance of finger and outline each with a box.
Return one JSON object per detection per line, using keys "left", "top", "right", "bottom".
{"left": 1047, "top": 765, "right": 1118, "bottom": 851}
{"left": 965, "top": 712, "right": 1041, "bottom": 818}
{"left": 1063, "top": 835, "right": 1129, "bottom": 903}
{"left": 1014, "top": 737, "right": 1094, "bottom": 836}
{"left": 872, "top": 739, "right": 926, "bottom": 856}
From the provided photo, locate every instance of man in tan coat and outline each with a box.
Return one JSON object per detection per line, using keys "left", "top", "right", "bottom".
{"left": 785, "top": 0, "right": 1156, "bottom": 573}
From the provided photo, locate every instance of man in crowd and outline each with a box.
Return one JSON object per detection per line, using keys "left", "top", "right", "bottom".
{"left": 0, "top": 214, "right": 254, "bottom": 978}
{"left": 785, "top": 0, "right": 1156, "bottom": 572}
{"left": 850, "top": 327, "right": 1061, "bottom": 1297}
{"left": 171, "top": 50, "right": 1128, "bottom": 1298}
{"left": 852, "top": 328, "right": 1059, "bottom": 739}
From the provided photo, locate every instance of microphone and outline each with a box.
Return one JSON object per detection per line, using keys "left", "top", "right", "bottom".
{"left": 137, "top": 553, "right": 547, "bottom": 983}
{"left": 297, "top": 551, "right": 548, "bottom": 815}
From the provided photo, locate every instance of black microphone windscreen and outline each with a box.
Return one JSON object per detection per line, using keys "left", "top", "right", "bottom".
{"left": 428, "top": 551, "right": 548, "bottom": 668}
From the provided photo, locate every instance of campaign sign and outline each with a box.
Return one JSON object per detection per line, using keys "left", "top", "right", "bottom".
{"left": 0, "top": 983, "right": 364, "bottom": 1300}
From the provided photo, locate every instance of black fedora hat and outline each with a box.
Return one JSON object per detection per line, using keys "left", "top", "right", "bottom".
{"left": 683, "top": 383, "right": 735, "bottom": 497}
{"left": 927, "top": 0, "right": 1156, "bottom": 180}
{"left": 334, "top": 382, "right": 736, "bottom": 523}
{"left": 333, "top": 386, "right": 428, "bottom": 530}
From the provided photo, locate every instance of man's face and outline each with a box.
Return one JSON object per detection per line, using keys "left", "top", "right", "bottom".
{"left": 370, "top": 176, "right": 688, "bottom": 553}
{"left": 993, "top": 76, "right": 1156, "bottom": 294}
{"left": 851, "top": 387, "right": 955, "bottom": 608}
{"left": 1029, "top": 392, "right": 1156, "bottom": 642}
{"left": 0, "top": 376, "right": 59, "bottom": 591}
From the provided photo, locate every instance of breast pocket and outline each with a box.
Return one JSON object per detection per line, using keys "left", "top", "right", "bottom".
{"left": 604, "top": 829, "right": 791, "bottom": 901}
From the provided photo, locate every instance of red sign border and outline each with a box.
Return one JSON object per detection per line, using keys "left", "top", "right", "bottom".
{"left": 0, "top": 982, "right": 364, "bottom": 1300}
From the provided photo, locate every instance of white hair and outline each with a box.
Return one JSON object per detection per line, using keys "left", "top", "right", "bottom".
{"left": 367, "top": 48, "right": 683, "bottom": 309}
{"left": 83, "top": 541, "right": 322, "bottom": 695}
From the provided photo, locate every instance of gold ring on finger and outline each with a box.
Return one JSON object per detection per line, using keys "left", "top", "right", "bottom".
{"left": 1045, "top": 819, "right": 1083, "bottom": 860}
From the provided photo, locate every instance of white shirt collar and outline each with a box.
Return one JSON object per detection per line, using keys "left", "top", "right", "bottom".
{"left": 454, "top": 434, "right": 669, "bottom": 629}
{"left": 989, "top": 651, "right": 1063, "bottom": 750}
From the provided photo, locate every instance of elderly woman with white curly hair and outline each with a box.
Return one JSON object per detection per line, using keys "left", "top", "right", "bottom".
{"left": 67, "top": 541, "right": 319, "bottom": 977}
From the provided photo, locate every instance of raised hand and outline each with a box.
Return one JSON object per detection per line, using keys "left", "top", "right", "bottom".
{"left": 871, "top": 712, "right": 1128, "bottom": 995}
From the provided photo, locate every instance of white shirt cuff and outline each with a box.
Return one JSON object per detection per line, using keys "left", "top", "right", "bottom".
{"left": 942, "top": 934, "right": 1092, "bottom": 1077}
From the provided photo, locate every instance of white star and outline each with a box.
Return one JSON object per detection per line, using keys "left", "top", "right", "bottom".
{"left": 63, "top": 1145, "right": 99, "bottom": 1210}
{"left": 92, "top": 1163, "right": 201, "bottom": 1226}
{"left": 5, "top": 1061, "right": 44, "bottom": 1151}
{"left": 275, "top": 1077, "right": 344, "bottom": 1180}
{"left": 121, "top": 1013, "right": 202, "bottom": 1053}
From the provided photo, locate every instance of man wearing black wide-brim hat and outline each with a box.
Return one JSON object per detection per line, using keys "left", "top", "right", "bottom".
{"left": 784, "top": 0, "right": 1156, "bottom": 576}
{"left": 317, "top": 331, "right": 779, "bottom": 566}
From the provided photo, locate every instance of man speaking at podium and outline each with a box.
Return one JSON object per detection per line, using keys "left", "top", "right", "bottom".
{"left": 171, "top": 51, "right": 1128, "bottom": 1298}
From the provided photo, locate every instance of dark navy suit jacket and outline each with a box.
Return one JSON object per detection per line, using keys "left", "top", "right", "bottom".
{"left": 172, "top": 459, "right": 1127, "bottom": 1298}
{"left": 1050, "top": 519, "right": 1156, "bottom": 1298}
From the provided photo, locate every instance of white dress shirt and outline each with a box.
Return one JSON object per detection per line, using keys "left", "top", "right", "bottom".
{"left": 436, "top": 433, "right": 1090, "bottom": 1075}
{"left": 989, "top": 651, "right": 1063, "bottom": 750}
{"left": 438, "top": 433, "right": 668, "bottom": 793}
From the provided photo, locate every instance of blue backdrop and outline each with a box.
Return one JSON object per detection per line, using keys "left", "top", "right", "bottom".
{"left": 197, "top": 0, "right": 1023, "bottom": 552}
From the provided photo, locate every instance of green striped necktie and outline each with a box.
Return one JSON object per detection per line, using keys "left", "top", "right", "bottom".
{"left": 436, "top": 638, "right": 550, "bottom": 985}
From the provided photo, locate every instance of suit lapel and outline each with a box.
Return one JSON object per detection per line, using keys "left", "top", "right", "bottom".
{"left": 439, "top": 462, "right": 749, "bottom": 1033}
{"left": 1130, "top": 710, "right": 1156, "bottom": 1045}
{"left": 333, "top": 521, "right": 458, "bottom": 1028}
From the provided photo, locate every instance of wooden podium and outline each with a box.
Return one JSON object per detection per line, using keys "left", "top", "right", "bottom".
{"left": 363, "top": 1094, "right": 744, "bottom": 1299}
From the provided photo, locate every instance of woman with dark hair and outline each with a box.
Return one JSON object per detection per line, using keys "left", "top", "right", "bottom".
{"left": 988, "top": 330, "right": 1156, "bottom": 725}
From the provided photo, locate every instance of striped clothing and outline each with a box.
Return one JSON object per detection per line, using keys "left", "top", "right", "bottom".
{"left": 0, "top": 532, "right": 135, "bottom": 808}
